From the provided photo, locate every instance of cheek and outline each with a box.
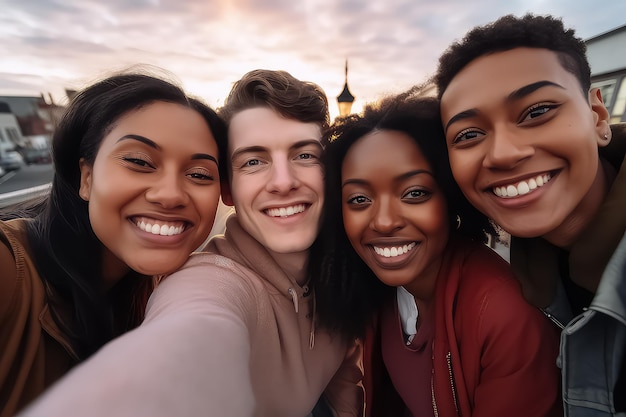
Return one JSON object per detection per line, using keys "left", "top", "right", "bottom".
{"left": 420, "top": 201, "right": 450, "bottom": 237}
{"left": 198, "top": 188, "right": 222, "bottom": 223}
{"left": 448, "top": 154, "right": 472, "bottom": 183}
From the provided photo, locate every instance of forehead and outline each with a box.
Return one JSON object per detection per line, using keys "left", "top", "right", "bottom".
{"left": 441, "top": 47, "right": 581, "bottom": 114}
{"left": 101, "top": 102, "right": 216, "bottom": 152}
{"left": 343, "top": 130, "right": 431, "bottom": 174}
{"left": 228, "top": 107, "right": 321, "bottom": 154}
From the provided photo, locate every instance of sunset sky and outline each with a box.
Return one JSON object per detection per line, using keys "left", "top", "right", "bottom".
{"left": 1, "top": 0, "right": 624, "bottom": 119}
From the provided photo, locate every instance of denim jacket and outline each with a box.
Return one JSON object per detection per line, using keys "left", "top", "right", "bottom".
{"left": 559, "top": 233, "right": 626, "bottom": 416}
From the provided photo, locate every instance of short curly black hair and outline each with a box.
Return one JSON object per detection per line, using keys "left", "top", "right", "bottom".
{"left": 435, "top": 14, "right": 590, "bottom": 98}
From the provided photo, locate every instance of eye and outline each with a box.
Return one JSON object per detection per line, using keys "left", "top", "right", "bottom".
{"left": 452, "top": 128, "right": 485, "bottom": 145}
{"left": 521, "top": 103, "right": 559, "bottom": 122}
{"left": 243, "top": 159, "right": 261, "bottom": 167}
{"left": 122, "top": 156, "right": 155, "bottom": 169}
{"left": 187, "top": 168, "right": 215, "bottom": 182}
{"left": 294, "top": 150, "right": 321, "bottom": 164}
{"left": 402, "top": 188, "right": 431, "bottom": 202}
{"left": 346, "top": 194, "right": 371, "bottom": 206}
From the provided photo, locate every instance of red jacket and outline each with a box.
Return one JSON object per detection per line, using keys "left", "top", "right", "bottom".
{"left": 363, "top": 237, "right": 562, "bottom": 417}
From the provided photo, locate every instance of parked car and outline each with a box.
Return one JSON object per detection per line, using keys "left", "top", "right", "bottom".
{"left": 21, "top": 147, "right": 52, "bottom": 165}
{"left": 0, "top": 150, "right": 25, "bottom": 171}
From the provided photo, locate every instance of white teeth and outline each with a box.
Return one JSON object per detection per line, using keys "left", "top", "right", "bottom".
{"left": 137, "top": 220, "right": 184, "bottom": 236}
{"left": 493, "top": 173, "right": 552, "bottom": 198}
{"left": 374, "top": 242, "right": 416, "bottom": 258}
{"left": 266, "top": 204, "right": 306, "bottom": 218}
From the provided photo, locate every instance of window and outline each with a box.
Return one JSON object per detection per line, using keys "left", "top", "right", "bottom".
{"left": 5, "top": 127, "right": 21, "bottom": 144}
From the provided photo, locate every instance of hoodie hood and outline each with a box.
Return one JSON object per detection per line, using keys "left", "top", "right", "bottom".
{"left": 203, "top": 214, "right": 311, "bottom": 313}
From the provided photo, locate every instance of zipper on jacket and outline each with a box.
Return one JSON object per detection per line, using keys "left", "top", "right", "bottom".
{"left": 431, "top": 371, "right": 439, "bottom": 417}
{"left": 447, "top": 352, "right": 460, "bottom": 415}
{"left": 540, "top": 309, "right": 565, "bottom": 330}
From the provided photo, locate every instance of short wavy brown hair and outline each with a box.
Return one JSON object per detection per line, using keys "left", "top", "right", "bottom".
{"left": 218, "top": 69, "right": 329, "bottom": 130}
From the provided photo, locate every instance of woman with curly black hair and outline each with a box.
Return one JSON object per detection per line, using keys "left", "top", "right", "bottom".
{"left": 309, "top": 85, "right": 562, "bottom": 417}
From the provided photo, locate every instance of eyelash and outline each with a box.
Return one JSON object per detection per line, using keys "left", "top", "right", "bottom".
{"left": 346, "top": 195, "right": 370, "bottom": 206}
{"left": 123, "top": 156, "right": 154, "bottom": 169}
{"left": 452, "top": 129, "right": 483, "bottom": 144}
{"left": 522, "top": 103, "right": 558, "bottom": 121}
{"left": 187, "top": 169, "right": 215, "bottom": 181}
{"left": 402, "top": 189, "right": 430, "bottom": 200}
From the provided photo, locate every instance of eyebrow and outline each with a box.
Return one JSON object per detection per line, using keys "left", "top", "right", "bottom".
{"left": 117, "top": 134, "right": 218, "bottom": 165}
{"left": 507, "top": 80, "right": 565, "bottom": 101}
{"left": 342, "top": 169, "right": 433, "bottom": 187}
{"left": 230, "top": 139, "right": 322, "bottom": 162}
{"left": 444, "top": 80, "right": 565, "bottom": 133}
{"left": 117, "top": 134, "right": 160, "bottom": 149}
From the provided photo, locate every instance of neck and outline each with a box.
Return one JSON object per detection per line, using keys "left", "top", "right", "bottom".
{"left": 544, "top": 159, "right": 615, "bottom": 249}
{"left": 101, "top": 249, "right": 131, "bottom": 292}
{"left": 268, "top": 250, "right": 309, "bottom": 286}
{"left": 403, "top": 256, "right": 442, "bottom": 303}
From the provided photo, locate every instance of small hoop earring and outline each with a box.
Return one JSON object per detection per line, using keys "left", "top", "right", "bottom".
{"left": 456, "top": 215, "right": 461, "bottom": 230}
{"left": 604, "top": 133, "right": 609, "bottom": 140}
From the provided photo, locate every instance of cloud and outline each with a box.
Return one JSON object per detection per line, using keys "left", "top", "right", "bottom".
{"left": 1, "top": 0, "right": 625, "bottom": 118}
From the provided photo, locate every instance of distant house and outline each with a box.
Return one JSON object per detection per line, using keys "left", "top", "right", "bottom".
{"left": 586, "top": 24, "right": 626, "bottom": 123}
{"left": 0, "top": 103, "right": 26, "bottom": 154}
{"left": 0, "top": 94, "right": 66, "bottom": 149}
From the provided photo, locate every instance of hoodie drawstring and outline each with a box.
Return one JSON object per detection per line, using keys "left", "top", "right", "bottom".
{"left": 309, "top": 292, "right": 316, "bottom": 350}
{"left": 288, "top": 287, "right": 299, "bottom": 313}
{"left": 288, "top": 286, "right": 316, "bottom": 350}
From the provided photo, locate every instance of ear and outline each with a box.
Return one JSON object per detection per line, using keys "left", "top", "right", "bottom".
{"left": 220, "top": 179, "right": 234, "bottom": 206}
{"left": 78, "top": 158, "right": 93, "bottom": 201}
{"left": 590, "top": 87, "right": 612, "bottom": 147}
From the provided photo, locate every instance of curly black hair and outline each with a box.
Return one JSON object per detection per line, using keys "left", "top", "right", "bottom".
{"left": 435, "top": 13, "right": 590, "bottom": 98}
{"left": 308, "top": 84, "right": 496, "bottom": 340}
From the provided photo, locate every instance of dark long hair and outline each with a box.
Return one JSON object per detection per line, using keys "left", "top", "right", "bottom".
{"left": 22, "top": 72, "right": 227, "bottom": 359}
{"left": 308, "top": 85, "right": 495, "bottom": 340}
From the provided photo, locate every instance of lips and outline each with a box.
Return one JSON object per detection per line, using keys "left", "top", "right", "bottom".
{"left": 492, "top": 173, "right": 552, "bottom": 198}
{"left": 264, "top": 204, "right": 307, "bottom": 218}
{"left": 133, "top": 216, "right": 188, "bottom": 236}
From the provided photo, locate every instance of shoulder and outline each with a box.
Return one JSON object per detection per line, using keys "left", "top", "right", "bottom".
{"left": 0, "top": 220, "right": 33, "bottom": 313}
{"left": 450, "top": 239, "right": 546, "bottom": 330}
{"left": 0, "top": 219, "right": 46, "bottom": 333}
{"left": 451, "top": 238, "right": 513, "bottom": 284}
{"left": 146, "top": 252, "right": 260, "bottom": 323}
{"left": 0, "top": 224, "right": 19, "bottom": 320}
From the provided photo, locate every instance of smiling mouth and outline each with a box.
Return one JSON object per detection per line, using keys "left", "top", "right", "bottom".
{"left": 264, "top": 204, "right": 307, "bottom": 218}
{"left": 492, "top": 173, "right": 553, "bottom": 198}
{"left": 373, "top": 242, "right": 417, "bottom": 258}
{"left": 133, "top": 217, "right": 187, "bottom": 236}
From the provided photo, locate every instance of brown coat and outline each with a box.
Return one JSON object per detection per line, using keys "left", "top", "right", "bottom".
{"left": 0, "top": 219, "right": 78, "bottom": 417}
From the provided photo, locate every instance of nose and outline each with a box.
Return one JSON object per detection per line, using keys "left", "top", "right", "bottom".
{"left": 483, "top": 127, "right": 534, "bottom": 169}
{"left": 370, "top": 196, "right": 404, "bottom": 234}
{"left": 145, "top": 172, "right": 189, "bottom": 209}
{"left": 265, "top": 158, "right": 300, "bottom": 194}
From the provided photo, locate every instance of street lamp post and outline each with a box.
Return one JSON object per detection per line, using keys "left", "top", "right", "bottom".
{"left": 336, "top": 60, "right": 355, "bottom": 118}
